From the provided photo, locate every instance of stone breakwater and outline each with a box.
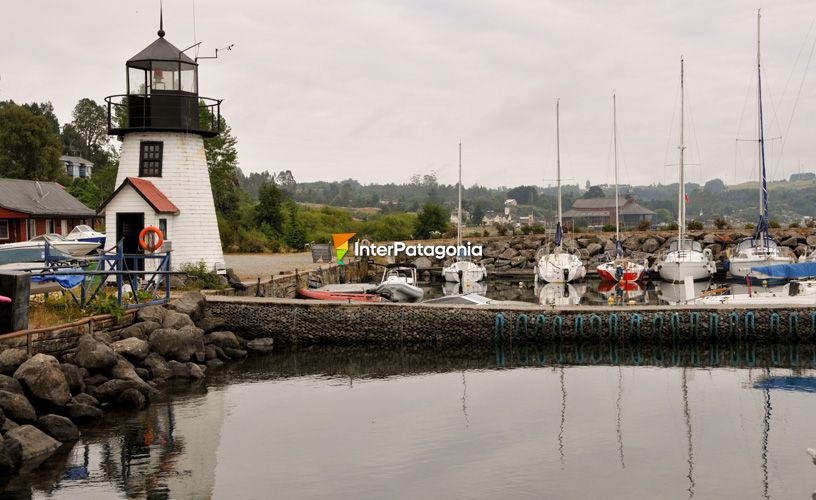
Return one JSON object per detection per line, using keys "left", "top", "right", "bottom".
{"left": 0, "top": 292, "right": 272, "bottom": 481}
{"left": 405, "top": 229, "right": 816, "bottom": 272}
{"left": 207, "top": 296, "right": 816, "bottom": 345}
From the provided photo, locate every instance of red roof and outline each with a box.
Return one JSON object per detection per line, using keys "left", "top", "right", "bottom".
{"left": 98, "top": 177, "right": 179, "bottom": 215}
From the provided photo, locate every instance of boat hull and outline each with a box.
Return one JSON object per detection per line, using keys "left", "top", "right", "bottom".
{"left": 442, "top": 261, "right": 487, "bottom": 283}
{"left": 596, "top": 260, "right": 645, "bottom": 282}
{"left": 536, "top": 252, "right": 585, "bottom": 284}
{"left": 729, "top": 255, "right": 794, "bottom": 284}
{"left": 296, "top": 288, "right": 384, "bottom": 302}
{"left": 657, "top": 252, "right": 715, "bottom": 282}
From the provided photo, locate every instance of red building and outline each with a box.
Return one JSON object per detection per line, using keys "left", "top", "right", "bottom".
{"left": 562, "top": 196, "right": 656, "bottom": 229}
{"left": 0, "top": 178, "right": 97, "bottom": 243}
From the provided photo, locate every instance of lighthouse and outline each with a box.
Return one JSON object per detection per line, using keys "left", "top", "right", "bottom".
{"left": 99, "top": 17, "right": 225, "bottom": 272}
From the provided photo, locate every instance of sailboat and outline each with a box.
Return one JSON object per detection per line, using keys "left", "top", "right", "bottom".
{"left": 656, "top": 58, "right": 716, "bottom": 282}
{"left": 727, "top": 10, "right": 793, "bottom": 282}
{"left": 536, "top": 99, "right": 586, "bottom": 284}
{"left": 442, "top": 142, "right": 487, "bottom": 283}
{"left": 596, "top": 94, "right": 646, "bottom": 282}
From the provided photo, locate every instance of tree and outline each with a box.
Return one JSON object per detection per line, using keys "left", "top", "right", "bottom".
{"left": 256, "top": 181, "right": 284, "bottom": 234}
{"left": 703, "top": 178, "right": 726, "bottom": 193}
{"left": 21, "top": 102, "right": 60, "bottom": 135}
{"left": 67, "top": 177, "right": 104, "bottom": 209}
{"left": 283, "top": 200, "right": 307, "bottom": 249}
{"left": 507, "top": 185, "right": 538, "bottom": 205}
{"left": 0, "top": 102, "right": 64, "bottom": 181}
{"left": 415, "top": 202, "right": 448, "bottom": 239}
{"left": 471, "top": 205, "right": 485, "bottom": 226}
{"left": 70, "top": 98, "right": 108, "bottom": 159}
{"left": 655, "top": 208, "right": 674, "bottom": 224}
{"left": 583, "top": 185, "right": 606, "bottom": 199}
{"left": 200, "top": 106, "right": 242, "bottom": 220}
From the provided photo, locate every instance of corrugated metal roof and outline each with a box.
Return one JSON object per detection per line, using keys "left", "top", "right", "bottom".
{"left": 0, "top": 178, "right": 95, "bottom": 216}
{"left": 128, "top": 37, "right": 196, "bottom": 69}
{"left": 572, "top": 198, "right": 622, "bottom": 209}
{"left": 619, "top": 203, "right": 656, "bottom": 215}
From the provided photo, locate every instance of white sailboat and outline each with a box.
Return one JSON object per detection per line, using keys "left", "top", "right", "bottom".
{"left": 728, "top": 10, "right": 793, "bottom": 283}
{"left": 656, "top": 58, "right": 716, "bottom": 282}
{"left": 442, "top": 142, "right": 487, "bottom": 283}
{"left": 536, "top": 99, "right": 586, "bottom": 284}
{"left": 596, "top": 93, "right": 646, "bottom": 282}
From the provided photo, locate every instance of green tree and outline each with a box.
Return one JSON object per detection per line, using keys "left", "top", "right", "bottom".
{"left": 470, "top": 205, "right": 485, "bottom": 226}
{"left": 200, "top": 106, "right": 242, "bottom": 220}
{"left": 70, "top": 98, "right": 108, "bottom": 159}
{"left": 256, "top": 181, "right": 284, "bottom": 234}
{"left": 283, "top": 200, "right": 307, "bottom": 249}
{"left": 703, "top": 178, "right": 726, "bottom": 193}
{"left": 583, "top": 185, "right": 606, "bottom": 198}
{"left": 415, "top": 202, "right": 448, "bottom": 239}
{"left": 67, "top": 177, "right": 104, "bottom": 209}
{"left": 0, "top": 102, "right": 63, "bottom": 181}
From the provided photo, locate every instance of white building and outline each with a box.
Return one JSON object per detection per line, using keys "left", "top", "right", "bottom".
{"left": 60, "top": 155, "right": 93, "bottom": 179}
{"left": 98, "top": 23, "right": 225, "bottom": 272}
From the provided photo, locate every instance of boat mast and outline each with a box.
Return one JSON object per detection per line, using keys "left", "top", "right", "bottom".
{"left": 613, "top": 94, "right": 620, "bottom": 247}
{"left": 557, "top": 99, "right": 563, "bottom": 250}
{"left": 457, "top": 141, "right": 463, "bottom": 252}
{"left": 679, "top": 57, "right": 686, "bottom": 252}
{"left": 756, "top": 9, "right": 769, "bottom": 243}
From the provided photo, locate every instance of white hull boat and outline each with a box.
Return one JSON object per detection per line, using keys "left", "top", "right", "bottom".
{"left": 443, "top": 279, "right": 488, "bottom": 296}
{"left": 537, "top": 282, "right": 582, "bottom": 306}
{"left": 373, "top": 264, "right": 424, "bottom": 302}
{"left": 0, "top": 234, "right": 99, "bottom": 266}
{"left": 65, "top": 224, "right": 106, "bottom": 246}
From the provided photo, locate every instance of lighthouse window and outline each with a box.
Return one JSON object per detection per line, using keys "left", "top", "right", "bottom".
{"left": 139, "top": 141, "right": 163, "bottom": 177}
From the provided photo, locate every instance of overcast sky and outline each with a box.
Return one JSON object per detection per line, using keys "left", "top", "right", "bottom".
{"left": 2, "top": 1, "right": 815, "bottom": 188}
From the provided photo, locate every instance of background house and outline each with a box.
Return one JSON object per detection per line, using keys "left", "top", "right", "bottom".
{"left": 60, "top": 155, "right": 94, "bottom": 180}
{"left": 562, "top": 195, "right": 655, "bottom": 228}
{"left": 0, "top": 178, "right": 98, "bottom": 243}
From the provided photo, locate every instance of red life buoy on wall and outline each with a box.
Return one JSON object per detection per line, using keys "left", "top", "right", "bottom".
{"left": 138, "top": 226, "right": 164, "bottom": 252}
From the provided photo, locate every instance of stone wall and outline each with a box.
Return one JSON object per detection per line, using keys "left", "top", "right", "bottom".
{"left": 207, "top": 296, "right": 816, "bottom": 344}
{"left": 213, "top": 259, "right": 368, "bottom": 298}
{"left": 0, "top": 313, "right": 137, "bottom": 355}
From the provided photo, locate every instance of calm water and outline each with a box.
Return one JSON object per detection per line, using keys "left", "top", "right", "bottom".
{"left": 5, "top": 344, "right": 816, "bottom": 499}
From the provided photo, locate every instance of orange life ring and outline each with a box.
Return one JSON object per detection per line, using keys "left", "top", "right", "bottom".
{"left": 138, "top": 226, "right": 164, "bottom": 252}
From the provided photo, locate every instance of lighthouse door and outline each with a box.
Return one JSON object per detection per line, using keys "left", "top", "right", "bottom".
{"left": 116, "top": 212, "right": 145, "bottom": 271}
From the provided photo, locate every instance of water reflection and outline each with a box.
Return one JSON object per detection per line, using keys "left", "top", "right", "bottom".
{"left": 8, "top": 344, "right": 816, "bottom": 500}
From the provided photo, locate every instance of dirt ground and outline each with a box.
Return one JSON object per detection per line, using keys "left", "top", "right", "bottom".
{"left": 224, "top": 252, "right": 331, "bottom": 280}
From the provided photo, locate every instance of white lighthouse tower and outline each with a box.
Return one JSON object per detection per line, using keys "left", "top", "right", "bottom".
{"left": 99, "top": 17, "right": 225, "bottom": 272}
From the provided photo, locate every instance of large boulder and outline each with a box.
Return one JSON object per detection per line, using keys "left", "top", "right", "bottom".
{"left": 94, "top": 379, "right": 150, "bottom": 404}
{"left": 622, "top": 236, "right": 641, "bottom": 251}
{"left": 196, "top": 314, "right": 226, "bottom": 334}
{"left": 0, "top": 390, "right": 36, "bottom": 423}
{"left": 0, "top": 374, "right": 23, "bottom": 395}
{"left": 641, "top": 238, "right": 660, "bottom": 254}
{"left": 110, "top": 357, "right": 144, "bottom": 383}
{"left": 36, "top": 414, "right": 79, "bottom": 442}
{"left": 167, "top": 360, "right": 205, "bottom": 379}
{"left": 168, "top": 292, "right": 206, "bottom": 322}
{"left": 111, "top": 337, "right": 150, "bottom": 360}
{"left": 149, "top": 326, "right": 204, "bottom": 362}
{"left": 59, "top": 364, "right": 87, "bottom": 395}
{"left": 73, "top": 334, "right": 117, "bottom": 370}
{"left": 4, "top": 425, "right": 60, "bottom": 469}
{"left": 136, "top": 304, "right": 166, "bottom": 324}
{"left": 67, "top": 402, "right": 102, "bottom": 422}
{"left": 246, "top": 338, "right": 275, "bottom": 353}
{"left": 0, "top": 440, "right": 15, "bottom": 477}
{"left": 204, "top": 331, "right": 242, "bottom": 350}
{"left": 499, "top": 248, "right": 519, "bottom": 260}
{"left": 13, "top": 354, "right": 72, "bottom": 407}
{"left": 117, "top": 321, "right": 161, "bottom": 341}
{"left": 142, "top": 353, "right": 172, "bottom": 380}
{"left": 0, "top": 349, "right": 28, "bottom": 375}
{"left": 71, "top": 394, "right": 99, "bottom": 407}
{"left": 586, "top": 243, "right": 603, "bottom": 257}
{"left": 162, "top": 309, "right": 195, "bottom": 330}
{"left": 116, "top": 388, "right": 146, "bottom": 409}
{"left": 781, "top": 236, "right": 799, "bottom": 248}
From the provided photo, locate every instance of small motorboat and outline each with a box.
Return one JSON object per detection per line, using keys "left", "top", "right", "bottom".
{"left": 65, "top": 225, "right": 106, "bottom": 245}
{"left": 296, "top": 288, "right": 385, "bottom": 302}
{"left": 372, "top": 264, "right": 424, "bottom": 303}
{"left": 0, "top": 234, "right": 99, "bottom": 266}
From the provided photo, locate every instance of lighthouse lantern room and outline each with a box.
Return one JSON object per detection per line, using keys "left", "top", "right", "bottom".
{"left": 100, "top": 17, "right": 225, "bottom": 273}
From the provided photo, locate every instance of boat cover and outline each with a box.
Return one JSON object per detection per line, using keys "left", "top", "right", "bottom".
{"left": 750, "top": 262, "right": 816, "bottom": 279}
{"left": 31, "top": 270, "right": 84, "bottom": 288}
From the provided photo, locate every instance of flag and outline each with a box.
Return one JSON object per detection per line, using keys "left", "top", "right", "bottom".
{"left": 684, "top": 194, "right": 689, "bottom": 203}
{"left": 555, "top": 222, "right": 562, "bottom": 246}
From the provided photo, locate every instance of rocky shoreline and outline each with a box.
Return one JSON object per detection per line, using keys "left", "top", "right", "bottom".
{"left": 0, "top": 292, "right": 272, "bottom": 481}
{"left": 409, "top": 230, "right": 816, "bottom": 272}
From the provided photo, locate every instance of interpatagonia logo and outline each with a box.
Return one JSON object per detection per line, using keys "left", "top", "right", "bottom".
{"left": 332, "top": 233, "right": 356, "bottom": 264}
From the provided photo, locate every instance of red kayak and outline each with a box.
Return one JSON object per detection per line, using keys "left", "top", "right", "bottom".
{"left": 297, "top": 288, "right": 384, "bottom": 302}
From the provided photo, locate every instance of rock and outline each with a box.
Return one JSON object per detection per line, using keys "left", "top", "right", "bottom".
{"left": 0, "top": 407, "right": 4, "bottom": 428}
{"left": 212, "top": 345, "right": 229, "bottom": 361}
{"left": 149, "top": 326, "right": 204, "bottom": 362}
{"left": 413, "top": 256, "right": 433, "bottom": 269}
{"left": 224, "top": 348, "right": 247, "bottom": 358}
{"left": 603, "top": 239, "right": 616, "bottom": 253}
{"left": 781, "top": 236, "right": 799, "bottom": 248}
{"left": 204, "top": 345, "right": 217, "bottom": 360}
{"left": 702, "top": 233, "right": 717, "bottom": 244}
{"left": 67, "top": 402, "right": 102, "bottom": 422}
{"left": 167, "top": 361, "right": 205, "bottom": 379}
{"left": 204, "top": 331, "right": 241, "bottom": 350}
{"left": 0, "top": 374, "right": 23, "bottom": 395}
{"left": 94, "top": 379, "right": 150, "bottom": 404}
{"left": 499, "top": 248, "right": 519, "bottom": 260}
{"left": 36, "top": 415, "right": 79, "bottom": 442}
{"left": 111, "top": 337, "right": 150, "bottom": 360}
{"left": 142, "top": 353, "right": 172, "bottom": 380}
{"left": 136, "top": 304, "right": 166, "bottom": 324}
{"left": 117, "top": 321, "right": 160, "bottom": 341}
{"left": 71, "top": 394, "right": 99, "bottom": 407}
{"left": 641, "top": 238, "right": 660, "bottom": 253}
{"left": 0, "top": 390, "right": 36, "bottom": 423}
{"left": 0, "top": 441, "right": 15, "bottom": 476}
{"left": 162, "top": 310, "right": 195, "bottom": 330}
{"left": 73, "top": 334, "right": 117, "bottom": 370}
{"left": 807, "top": 235, "right": 816, "bottom": 247}
{"left": 196, "top": 314, "right": 226, "bottom": 334}
{"left": 83, "top": 374, "right": 109, "bottom": 387}
{"left": 622, "top": 237, "right": 641, "bottom": 251}
{"left": 205, "top": 359, "right": 224, "bottom": 369}
{"left": 13, "top": 354, "right": 72, "bottom": 407}
{"left": 795, "top": 244, "right": 808, "bottom": 257}
{"left": 0, "top": 349, "right": 28, "bottom": 375}
{"left": 168, "top": 292, "right": 206, "bottom": 322}
{"left": 246, "top": 338, "right": 275, "bottom": 353}
{"left": 110, "top": 357, "right": 144, "bottom": 383}
{"left": 59, "top": 364, "right": 86, "bottom": 395}
{"left": 2, "top": 417, "right": 19, "bottom": 433}
{"left": 116, "top": 388, "right": 145, "bottom": 409}
{"left": 510, "top": 255, "right": 526, "bottom": 267}
{"left": 4, "top": 425, "right": 60, "bottom": 469}
{"left": 92, "top": 331, "right": 114, "bottom": 345}
{"left": 135, "top": 367, "right": 151, "bottom": 381}
{"left": 586, "top": 243, "right": 603, "bottom": 256}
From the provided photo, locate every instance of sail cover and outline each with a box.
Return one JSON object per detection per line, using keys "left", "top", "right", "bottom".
{"left": 750, "top": 262, "right": 816, "bottom": 279}
{"left": 554, "top": 222, "right": 562, "bottom": 246}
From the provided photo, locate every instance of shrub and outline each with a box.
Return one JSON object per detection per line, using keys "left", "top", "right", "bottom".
{"left": 530, "top": 225, "right": 546, "bottom": 234}
{"left": 769, "top": 220, "right": 781, "bottom": 229}
{"left": 179, "top": 261, "right": 226, "bottom": 290}
{"left": 638, "top": 220, "right": 651, "bottom": 231}
{"left": 714, "top": 217, "right": 728, "bottom": 230}
{"left": 602, "top": 224, "right": 616, "bottom": 232}
{"left": 789, "top": 222, "right": 800, "bottom": 229}
{"left": 483, "top": 229, "right": 490, "bottom": 237}
{"left": 521, "top": 225, "right": 533, "bottom": 235}
{"left": 744, "top": 223, "right": 755, "bottom": 229}
{"left": 687, "top": 220, "right": 704, "bottom": 230}
{"left": 667, "top": 223, "right": 679, "bottom": 231}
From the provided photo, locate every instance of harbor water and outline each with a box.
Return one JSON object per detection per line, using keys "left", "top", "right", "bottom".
{"left": 6, "top": 344, "right": 816, "bottom": 499}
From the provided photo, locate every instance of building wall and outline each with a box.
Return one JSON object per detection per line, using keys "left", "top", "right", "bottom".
{"left": 0, "top": 215, "right": 93, "bottom": 243}
{"left": 108, "top": 132, "right": 224, "bottom": 271}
